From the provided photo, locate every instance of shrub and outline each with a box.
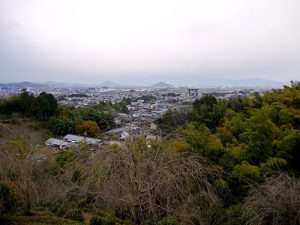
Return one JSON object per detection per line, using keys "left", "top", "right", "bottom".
{"left": 0, "top": 182, "right": 17, "bottom": 216}
{"left": 231, "top": 161, "right": 260, "bottom": 180}
{"left": 222, "top": 204, "right": 247, "bottom": 225}
{"left": 89, "top": 214, "right": 119, "bottom": 225}
{"left": 158, "top": 216, "right": 181, "bottom": 225}
{"left": 90, "top": 215, "right": 104, "bottom": 225}
{"left": 64, "top": 208, "right": 84, "bottom": 222}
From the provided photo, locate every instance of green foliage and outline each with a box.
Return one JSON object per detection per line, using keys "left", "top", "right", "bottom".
{"left": 165, "top": 138, "right": 189, "bottom": 152}
{"left": 220, "top": 111, "right": 248, "bottom": 142}
{"left": 79, "top": 107, "right": 115, "bottom": 130}
{"left": 136, "top": 95, "right": 156, "bottom": 102}
{"left": 32, "top": 92, "right": 58, "bottom": 120}
{"left": 56, "top": 149, "right": 77, "bottom": 167}
{"left": 251, "top": 92, "right": 264, "bottom": 109}
{"left": 156, "top": 109, "right": 188, "bottom": 132}
{"left": 277, "top": 130, "right": 300, "bottom": 171}
{"left": 260, "top": 157, "right": 287, "bottom": 171}
{"left": 9, "top": 139, "right": 28, "bottom": 159}
{"left": 72, "top": 167, "right": 85, "bottom": 183}
{"left": 227, "top": 97, "right": 245, "bottom": 113}
{"left": 0, "top": 91, "right": 57, "bottom": 121}
{"left": 11, "top": 210, "right": 83, "bottom": 225}
{"left": 241, "top": 112, "right": 274, "bottom": 164}
{"left": 180, "top": 123, "right": 224, "bottom": 161}
{"left": 213, "top": 178, "right": 229, "bottom": 196}
{"left": 64, "top": 209, "right": 84, "bottom": 222}
{"left": 0, "top": 95, "right": 22, "bottom": 115}
{"left": 90, "top": 216, "right": 104, "bottom": 225}
{"left": 90, "top": 213, "right": 120, "bottom": 225}
{"left": 180, "top": 123, "right": 210, "bottom": 152}
{"left": 113, "top": 97, "right": 131, "bottom": 113}
{"left": 193, "top": 95, "right": 217, "bottom": 109}
{"left": 49, "top": 103, "right": 115, "bottom": 135}
{"left": 157, "top": 215, "right": 181, "bottom": 225}
{"left": 19, "top": 90, "right": 35, "bottom": 116}
{"left": 219, "top": 145, "right": 244, "bottom": 170}
{"left": 232, "top": 161, "right": 260, "bottom": 180}
{"left": 221, "top": 204, "right": 247, "bottom": 225}
{"left": 49, "top": 117, "right": 76, "bottom": 135}
{"left": 192, "top": 95, "right": 226, "bottom": 131}
{"left": 0, "top": 182, "right": 17, "bottom": 216}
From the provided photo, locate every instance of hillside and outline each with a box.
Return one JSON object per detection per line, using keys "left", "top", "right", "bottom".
{"left": 98, "top": 81, "right": 121, "bottom": 87}
{"left": 1, "top": 81, "right": 300, "bottom": 225}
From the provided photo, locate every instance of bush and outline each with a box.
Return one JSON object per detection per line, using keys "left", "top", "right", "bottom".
{"left": 90, "top": 215, "right": 104, "bottom": 225}
{"left": 158, "top": 215, "right": 181, "bottom": 225}
{"left": 243, "top": 174, "right": 300, "bottom": 225}
{"left": 64, "top": 208, "right": 84, "bottom": 222}
{"left": 90, "top": 214, "right": 119, "bottom": 225}
{"left": 0, "top": 182, "right": 17, "bottom": 216}
{"left": 231, "top": 161, "right": 260, "bottom": 180}
{"left": 222, "top": 204, "right": 247, "bottom": 225}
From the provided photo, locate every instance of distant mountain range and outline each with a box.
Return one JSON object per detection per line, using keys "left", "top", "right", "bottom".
{"left": 0, "top": 81, "right": 174, "bottom": 89}
{"left": 0, "top": 78, "right": 288, "bottom": 89}
{"left": 0, "top": 81, "right": 82, "bottom": 88}
{"left": 190, "top": 78, "right": 288, "bottom": 88}
{"left": 0, "top": 81, "right": 42, "bottom": 88}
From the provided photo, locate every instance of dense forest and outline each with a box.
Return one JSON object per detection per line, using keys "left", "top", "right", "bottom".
{"left": 1, "top": 82, "right": 300, "bottom": 225}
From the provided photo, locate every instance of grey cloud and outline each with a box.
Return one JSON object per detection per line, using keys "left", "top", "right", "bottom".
{"left": 0, "top": 0, "right": 299, "bottom": 84}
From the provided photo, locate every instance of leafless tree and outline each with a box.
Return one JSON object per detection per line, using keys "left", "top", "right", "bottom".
{"left": 243, "top": 173, "right": 300, "bottom": 225}
{"left": 52, "top": 137, "right": 223, "bottom": 224}
{"left": 1, "top": 125, "right": 223, "bottom": 224}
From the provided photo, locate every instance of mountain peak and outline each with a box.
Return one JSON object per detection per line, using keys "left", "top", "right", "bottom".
{"left": 151, "top": 82, "right": 173, "bottom": 88}
{"left": 99, "top": 81, "right": 120, "bottom": 87}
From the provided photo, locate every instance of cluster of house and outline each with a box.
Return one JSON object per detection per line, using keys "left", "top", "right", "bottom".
{"left": 45, "top": 134, "right": 101, "bottom": 150}
{"left": 108, "top": 120, "right": 158, "bottom": 140}
{"left": 45, "top": 126, "right": 159, "bottom": 150}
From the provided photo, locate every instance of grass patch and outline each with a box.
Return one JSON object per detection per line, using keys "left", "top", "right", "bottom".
{"left": 6, "top": 210, "right": 85, "bottom": 225}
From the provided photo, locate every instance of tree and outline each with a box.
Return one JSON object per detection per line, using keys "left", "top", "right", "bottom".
{"left": 243, "top": 174, "right": 300, "bottom": 225}
{"left": 82, "top": 138, "right": 220, "bottom": 224}
{"left": 0, "top": 96, "right": 21, "bottom": 115}
{"left": 193, "top": 95, "right": 217, "bottom": 110}
{"left": 277, "top": 130, "right": 300, "bottom": 171}
{"left": 32, "top": 92, "right": 57, "bottom": 120}
{"left": 241, "top": 112, "right": 274, "bottom": 164}
{"left": 77, "top": 107, "right": 115, "bottom": 131}
{"left": 192, "top": 95, "right": 226, "bottom": 131}
{"left": 75, "top": 120, "right": 100, "bottom": 137}
{"left": 156, "top": 109, "right": 188, "bottom": 133}
{"left": 228, "top": 96, "right": 244, "bottom": 112}
{"left": 19, "top": 89, "right": 34, "bottom": 116}
{"left": 49, "top": 117, "right": 76, "bottom": 136}
{"left": 217, "top": 111, "right": 248, "bottom": 146}
{"left": 180, "top": 123, "right": 224, "bottom": 161}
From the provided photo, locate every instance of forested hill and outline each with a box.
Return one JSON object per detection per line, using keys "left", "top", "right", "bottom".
{"left": 155, "top": 81, "right": 300, "bottom": 223}
{"left": 1, "top": 82, "right": 300, "bottom": 225}
{"left": 157, "top": 81, "right": 300, "bottom": 175}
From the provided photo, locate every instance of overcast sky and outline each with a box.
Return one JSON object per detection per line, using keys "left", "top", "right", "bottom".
{"left": 0, "top": 0, "right": 299, "bottom": 85}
